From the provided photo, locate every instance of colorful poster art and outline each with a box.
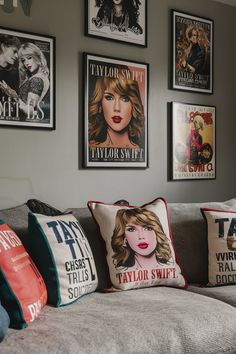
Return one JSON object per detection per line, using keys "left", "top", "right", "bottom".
{"left": 172, "top": 102, "right": 216, "bottom": 180}
{"left": 172, "top": 11, "right": 213, "bottom": 94}
{"left": 0, "top": 27, "right": 55, "bottom": 129}
{"left": 83, "top": 53, "right": 148, "bottom": 168}
{"left": 85, "top": 0, "right": 147, "bottom": 47}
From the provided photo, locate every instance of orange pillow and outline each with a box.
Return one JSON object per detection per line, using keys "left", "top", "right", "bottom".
{"left": 0, "top": 220, "right": 47, "bottom": 329}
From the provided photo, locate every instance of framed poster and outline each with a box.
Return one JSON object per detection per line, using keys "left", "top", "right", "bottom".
{"left": 172, "top": 10, "right": 213, "bottom": 94}
{"left": 0, "top": 27, "right": 55, "bottom": 129}
{"left": 85, "top": 0, "right": 147, "bottom": 47}
{"left": 171, "top": 102, "right": 216, "bottom": 180}
{"left": 83, "top": 53, "right": 148, "bottom": 168}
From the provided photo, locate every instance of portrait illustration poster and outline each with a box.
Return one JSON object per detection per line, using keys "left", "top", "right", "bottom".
{"left": 172, "top": 11, "right": 213, "bottom": 94}
{"left": 84, "top": 53, "right": 148, "bottom": 168}
{"left": 172, "top": 102, "right": 215, "bottom": 180}
{"left": 85, "top": 0, "right": 147, "bottom": 47}
{"left": 0, "top": 27, "right": 55, "bottom": 129}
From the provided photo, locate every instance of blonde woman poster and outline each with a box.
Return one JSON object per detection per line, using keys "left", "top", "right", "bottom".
{"left": 0, "top": 28, "right": 55, "bottom": 129}
{"left": 173, "top": 10, "right": 213, "bottom": 93}
{"left": 84, "top": 53, "right": 148, "bottom": 168}
{"left": 172, "top": 102, "right": 215, "bottom": 180}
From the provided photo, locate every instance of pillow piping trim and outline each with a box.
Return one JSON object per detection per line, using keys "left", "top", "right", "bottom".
{"left": 201, "top": 207, "right": 236, "bottom": 214}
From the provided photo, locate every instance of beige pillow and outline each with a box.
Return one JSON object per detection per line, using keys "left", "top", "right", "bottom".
{"left": 28, "top": 213, "right": 98, "bottom": 306}
{"left": 88, "top": 197, "right": 186, "bottom": 291}
{"left": 201, "top": 208, "right": 236, "bottom": 286}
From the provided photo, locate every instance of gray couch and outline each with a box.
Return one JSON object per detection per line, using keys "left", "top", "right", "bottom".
{"left": 1, "top": 199, "right": 236, "bottom": 354}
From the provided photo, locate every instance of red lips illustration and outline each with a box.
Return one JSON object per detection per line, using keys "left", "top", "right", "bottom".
{"left": 112, "top": 116, "right": 122, "bottom": 124}
{"left": 138, "top": 242, "right": 148, "bottom": 249}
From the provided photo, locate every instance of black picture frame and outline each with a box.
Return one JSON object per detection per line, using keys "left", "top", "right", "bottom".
{"left": 85, "top": 0, "right": 147, "bottom": 47}
{"left": 171, "top": 102, "right": 216, "bottom": 180}
{"left": 83, "top": 52, "right": 148, "bottom": 168}
{"left": 172, "top": 10, "right": 213, "bottom": 94}
{"left": 0, "top": 26, "right": 55, "bottom": 129}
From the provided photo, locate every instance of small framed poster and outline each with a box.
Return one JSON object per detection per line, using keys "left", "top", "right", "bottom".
{"left": 171, "top": 102, "right": 216, "bottom": 180}
{"left": 83, "top": 52, "right": 148, "bottom": 168}
{"left": 85, "top": 0, "right": 147, "bottom": 47}
{"left": 0, "top": 26, "right": 55, "bottom": 129}
{"left": 172, "top": 10, "right": 213, "bottom": 94}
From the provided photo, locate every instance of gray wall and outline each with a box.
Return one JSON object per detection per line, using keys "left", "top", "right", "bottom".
{"left": 0, "top": 0, "right": 235, "bottom": 210}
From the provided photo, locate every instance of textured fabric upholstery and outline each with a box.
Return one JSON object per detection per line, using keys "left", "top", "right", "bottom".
{"left": 0, "top": 303, "right": 10, "bottom": 342}
{"left": 1, "top": 287, "right": 236, "bottom": 354}
{"left": 188, "top": 284, "right": 236, "bottom": 307}
{"left": 0, "top": 204, "right": 30, "bottom": 244}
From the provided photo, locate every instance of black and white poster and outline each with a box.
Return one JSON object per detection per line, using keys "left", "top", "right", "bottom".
{"left": 0, "top": 27, "right": 55, "bottom": 129}
{"left": 85, "top": 0, "right": 147, "bottom": 47}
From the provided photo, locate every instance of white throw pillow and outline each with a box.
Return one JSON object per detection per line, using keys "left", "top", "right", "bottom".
{"left": 28, "top": 213, "right": 98, "bottom": 306}
{"left": 201, "top": 208, "right": 236, "bottom": 286}
{"left": 88, "top": 197, "right": 186, "bottom": 291}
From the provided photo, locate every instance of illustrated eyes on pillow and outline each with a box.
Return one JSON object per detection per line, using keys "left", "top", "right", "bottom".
{"left": 88, "top": 197, "right": 186, "bottom": 291}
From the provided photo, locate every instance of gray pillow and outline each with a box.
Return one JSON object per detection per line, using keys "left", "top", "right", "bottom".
{"left": 0, "top": 204, "right": 30, "bottom": 244}
{"left": 26, "top": 199, "right": 63, "bottom": 216}
{"left": 168, "top": 198, "right": 236, "bottom": 284}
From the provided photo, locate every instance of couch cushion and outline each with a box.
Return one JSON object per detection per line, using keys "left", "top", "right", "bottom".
{"left": 201, "top": 208, "right": 236, "bottom": 286}
{"left": 188, "top": 284, "right": 236, "bottom": 307}
{"left": 0, "top": 220, "right": 47, "bottom": 329}
{"left": 0, "top": 302, "right": 10, "bottom": 342}
{"left": 27, "top": 213, "right": 98, "bottom": 306}
{"left": 88, "top": 198, "right": 186, "bottom": 291}
{"left": 168, "top": 198, "right": 236, "bottom": 284}
{"left": 1, "top": 287, "right": 236, "bottom": 353}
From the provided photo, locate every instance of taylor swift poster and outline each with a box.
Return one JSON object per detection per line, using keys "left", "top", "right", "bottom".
{"left": 172, "top": 10, "right": 213, "bottom": 94}
{"left": 83, "top": 53, "right": 148, "bottom": 168}
{"left": 172, "top": 102, "right": 216, "bottom": 180}
{"left": 0, "top": 27, "right": 55, "bottom": 129}
{"left": 85, "top": 0, "right": 147, "bottom": 47}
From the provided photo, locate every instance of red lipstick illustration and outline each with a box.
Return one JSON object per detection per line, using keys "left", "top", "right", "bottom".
{"left": 112, "top": 116, "right": 122, "bottom": 124}
{"left": 138, "top": 242, "right": 148, "bottom": 249}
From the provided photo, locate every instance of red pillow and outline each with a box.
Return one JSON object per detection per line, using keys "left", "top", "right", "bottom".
{"left": 0, "top": 220, "right": 47, "bottom": 329}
